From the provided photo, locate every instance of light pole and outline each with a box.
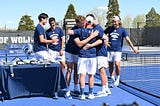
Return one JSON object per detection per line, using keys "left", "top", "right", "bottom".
{"left": 4, "top": 24, "right": 7, "bottom": 31}
{"left": 137, "top": 21, "right": 145, "bottom": 50}
{"left": 137, "top": 22, "right": 140, "bottom": 50}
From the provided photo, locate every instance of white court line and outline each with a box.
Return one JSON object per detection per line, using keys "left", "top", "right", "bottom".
{"left": 122, "top": 79, "right": 160, "bottom": 82}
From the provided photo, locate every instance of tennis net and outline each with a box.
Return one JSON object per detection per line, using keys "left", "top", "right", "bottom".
{"left": 120, "top": 51, "right": 160, "bottom": 105}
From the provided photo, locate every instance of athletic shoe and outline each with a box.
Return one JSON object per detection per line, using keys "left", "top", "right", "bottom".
{"left": 53, "top": 92, "right": 58, "bottom": 99}
{"left": 105, "top": 88, "right": 111, "bottom": 95}
{"left": 109, "top": 82, "right": 115, "bottom": 88}
{"left": 96, "top": 90, "right": 108, "bottom": 97}
{"left": 114, "top": 79, "right": 119, "bottom": 87}
{"left": 65, "top": 91, "right": 72, "bottom": 100}
{"left": 88, "top": 93, "right": 95, "bottom": 100}
{"left": 65, "top": 94, "right": 72, "bottom": 100}
{"left": 73, "top": 90, "right": 80, "bottom": 96}
{"left": 70, "top": 90, "right": 80, "bottom": 97}
{"left": 79, "top": 94, "right": 85, "bottom": 100}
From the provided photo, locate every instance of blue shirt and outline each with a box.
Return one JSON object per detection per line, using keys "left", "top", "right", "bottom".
{"left": 74, "top": 28, "right": 98, "bottom": 58}
{"left": 46, "top": 27, "right": 64, "bottom": 52}
{"left": 104, "top": 26, "right": 128, "bottom": 52}
{"left": 65, "top": 26, "right": 80, "bottom": 55}
{"left": 33, "top": 24, "right": 47, "bottom": 52}
{"left": 94, "top": 24, "right": 107, "bottom": 57}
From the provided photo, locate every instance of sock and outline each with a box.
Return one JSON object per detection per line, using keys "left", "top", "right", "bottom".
{"left": 105, "top": 83, "right": 109, "bottom": 89}
{"left": 111, "top": 76, "right": 115, "bottom": 82}
{"left": 89, "top": 87, "right": 93, "bottom": 94}
{"left": 102, "top": 85, "right": 106, "bottom": 92}
{"left": 80, "top": 88, "right": 84, "bottom": 95}
{"left": 55, "top": 92, "right": 58, "bottom": 96}
{"left": 116, "top": 75, "right": 120, "bottom": 81}
{"left": 66, "top": 90, "right": 70, "bottom": 96}
{"left": 67, "top": 86, "right": 70, "bottom": 91}
{"left": 74, "top": 84, "right": 79, "bottom": 91}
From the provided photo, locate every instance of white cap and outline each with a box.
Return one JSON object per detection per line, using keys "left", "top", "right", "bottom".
{"left": 86, "top": 16, "right": 94, "bottom": 24}
{"left": 112, "top": 16, "right": 120, "bottom": 21}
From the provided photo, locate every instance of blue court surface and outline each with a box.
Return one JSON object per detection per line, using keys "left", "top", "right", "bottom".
{"left": 0, "top": 49, "right": 159, "bottom": 106}
{"left": 120, "top": 65, "right": 160, "bottom": 106}
{"left": 0, "top": 75, "right": 155, "bottom": 106}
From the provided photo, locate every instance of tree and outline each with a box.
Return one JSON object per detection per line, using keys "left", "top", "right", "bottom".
{"left": 145, "top": 7, "right": 160, "bottom": 27}
{"left": 17, "top": 15, "right": 35, "bottom": 31}
{"left": 64, "top": 4, "right": 77, "bottom": 20}
{"left": 63, "top": 3, "right": 77, "bottom": 29}
{"left": 89, "top": 7, "right": 108, "bottom": 28}
{"left": 63, "top": 3, "right": 77, "bottom": 42}
{"left": 122, "top": 15, "right": 132, "bottom": 28}
{"left": 132, "top": 14, "right": 146, "bottom": 28}
{"left": 142, "top": 7, "right": 160, "bottom": 46}
{"left": 106, "top": 0, "right": 120, "bottom": 27}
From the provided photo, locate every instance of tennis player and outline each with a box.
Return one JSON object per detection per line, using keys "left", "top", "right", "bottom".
{"left": 46, "top": 17, "right": 65, "bottom": 73}
{"left": 33, "top": 13, "right": 58, "bottom": 61}
{"left": 65, "top": 15, "right": 86, "bottom": 96}
{"left": 68, "top": 15, "right": 101, "bottom": 100}
{"left": 104, "top": 16, "right": 139, "bottom": 87}
{"left": 82, "top": 14, "right": 111, "bottom": 97}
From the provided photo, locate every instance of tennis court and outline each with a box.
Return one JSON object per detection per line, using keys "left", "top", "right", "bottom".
{"left": 120, "top": 51, "right": 160, "bottom": 105}
{"left": 0, "top": 47, "right": 159, "bottom": 105}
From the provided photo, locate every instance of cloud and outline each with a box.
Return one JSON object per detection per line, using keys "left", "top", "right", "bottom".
{"left": 7, "top": 21, "right": 15, "bottom": 24}
{"left": 98, "top": 6, "right": 108, "bottom": 11}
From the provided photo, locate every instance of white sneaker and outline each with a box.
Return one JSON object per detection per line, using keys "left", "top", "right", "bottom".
{"left": 53, "top": 92, "right": 58, "bottom": 99}
{"left": 65, "top": 91, "right": 72, "bottom": 100}
{"left": 114, "top": 80, "right": 119, "bottom": 87}
{"left": 79, "top": 94, "right": 85, "bottom": 100}
{"left": 88, "top": 93, "right": 95, "bottom": 100}
{"left": 96, "top": 90, "right": 108, "bottom": 97}
{"left": 109, "top": 82, "right": 115, "bottom": 88}
{"left": 105, "top": 88, "right": 111, "bottom": 95}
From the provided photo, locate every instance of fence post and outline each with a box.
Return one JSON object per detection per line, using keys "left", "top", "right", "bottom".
{"left": 137, "top": 22, "right": 140, "bottom": 50}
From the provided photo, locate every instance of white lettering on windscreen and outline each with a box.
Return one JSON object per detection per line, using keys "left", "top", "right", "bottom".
{"left": 0, "top": 36, "right": 33, "bottom": 44}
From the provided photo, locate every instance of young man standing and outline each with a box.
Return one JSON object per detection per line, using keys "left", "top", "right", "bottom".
{"left": 46, "top": 17, "right": 65, "bottom": 73}
{"left": 104, "top": 16, "right": 139, "bottom": 87}
{"left": 46, "top": 17, "right": 71, "bottom": 99}
{"left": 65, "top": 15, "right": 86, "bottom": 95}
{"left": 68, "top": 15, "right": 101, "bottom": 100}
{"left": 83, "top": 14, "right": 111, "bottom": 97}
{"left": 33, "top": 13, "right": 58, "bottom": 61}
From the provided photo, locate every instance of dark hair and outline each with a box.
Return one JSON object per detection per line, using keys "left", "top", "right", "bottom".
{"left": 38, "top": 13, "right": 48, "bottom": 21}
{"left": 86, "top": 14, "right": 96, "bottom": 20}
{"left": 49, "top": 17, "right": 56, "bottom": 24}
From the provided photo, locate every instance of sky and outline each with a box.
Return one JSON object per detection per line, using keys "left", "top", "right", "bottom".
{"left": 0, "top": 0, "right": 159, "bottom": 29}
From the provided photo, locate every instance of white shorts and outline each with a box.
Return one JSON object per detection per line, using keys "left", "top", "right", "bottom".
{"left": 107, "top": 52, "right": 122, "bottom": 62}
{"left": 77, "top": 57, "right": 97, "bottom": 75}
{"left": 65, "top": 52, "right": 78, "bottom": 63}
{"left": 48, "top": 49, "right": 65, "bottom": 62}
{"left": 34, "top": 51, "right": 50, "bottom": 61}
{"left": 97, "top": 56, "right": 108, "bottom": 69}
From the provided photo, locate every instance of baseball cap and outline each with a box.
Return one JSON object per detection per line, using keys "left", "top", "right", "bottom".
{"left": 86, "top": 16, "right": 94, "bottom": 24}
{"left": 112, "top": 16, "right": 120, "bottom": 21}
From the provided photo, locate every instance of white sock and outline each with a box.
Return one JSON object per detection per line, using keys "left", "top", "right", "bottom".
{"left": 55, "top": 92, "right": 58, "bottom": 96}
{"left": 105, "top": 83, "right": 109, "bottom": 89}
{"left": 66, "top": 90, "right": 70, "bottom": 96}
{"left": 111, "top": 76, "right": 115, "bottom": 81}
{"left": 102, "top": 85, "right": 106, "bottom": 92}
{"left": 74, "top": 84, "right": 79, "bottom": 91}
{"left": 116, "top": 75, "right": 120, "bottom": 81}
